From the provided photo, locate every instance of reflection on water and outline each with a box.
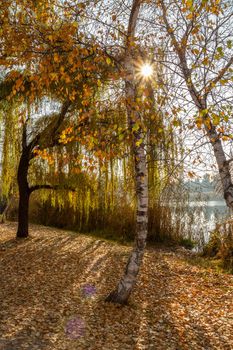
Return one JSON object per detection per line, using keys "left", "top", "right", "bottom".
{"left": 182, "top": 201, "right": 230, "bottom": 250}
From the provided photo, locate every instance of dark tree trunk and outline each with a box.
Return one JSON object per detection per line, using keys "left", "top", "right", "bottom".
{"left": 14, "top": 102, "right": 71, "bottom": 238}
{"left": 16, "top": 149, "right": 30, "bottom": 238}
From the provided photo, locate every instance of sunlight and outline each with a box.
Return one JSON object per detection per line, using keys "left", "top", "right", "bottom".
{"left": 140, "top": 63, "right": 153, "bottom": 78}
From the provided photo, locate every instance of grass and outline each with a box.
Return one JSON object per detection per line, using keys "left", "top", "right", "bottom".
{"left": 182, "top": 254, "right": 229, "bottom": 274}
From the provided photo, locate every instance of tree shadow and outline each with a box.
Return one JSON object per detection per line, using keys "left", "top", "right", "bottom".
{"left": 0, "top": 226, "right": 141, "bottom": 349}
{"left": 3, "top": 225, "right": 229, "bottom": 349}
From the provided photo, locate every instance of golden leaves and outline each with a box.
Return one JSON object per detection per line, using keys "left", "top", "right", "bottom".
{"left": 33, "top": 148, "right": 54, "bottom": 165}
{"left": 53, "top": 53, "right": 60, "bottom": 63}
{"left": 195, "top": 117, "right": 202, "bottom": 129}
{"left": 1, "top": 223, "right": 232, "bottom": 349}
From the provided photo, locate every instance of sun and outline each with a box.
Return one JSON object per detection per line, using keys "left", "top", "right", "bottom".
{"left": 140, "top": 63, "right": 153, "bottom": 78}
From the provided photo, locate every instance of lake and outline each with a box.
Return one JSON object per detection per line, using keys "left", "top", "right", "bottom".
{"left": 182, "top": 200, "right": 230, "bottom": 249}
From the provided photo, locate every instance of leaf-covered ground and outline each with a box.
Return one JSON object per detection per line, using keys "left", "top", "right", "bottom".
{"left": 0, "top": 223, "right": 232, "bottom": 350}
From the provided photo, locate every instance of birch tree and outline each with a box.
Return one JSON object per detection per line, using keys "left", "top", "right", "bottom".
{"left": 106, "top": 0, "right": 149, "bottom": 304}
{"left": 158, "top": 0, "right": 233, "bottom": 207}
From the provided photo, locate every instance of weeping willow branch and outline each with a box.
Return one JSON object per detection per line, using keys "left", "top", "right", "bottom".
{"left": 0, "top": 74, "right": 31, "bottom": 101}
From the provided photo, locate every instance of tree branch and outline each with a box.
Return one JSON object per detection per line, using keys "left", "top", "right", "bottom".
{"left": 159, "top": 0, "right": 203, "bottom": 109}
{"left": 29, "top": 100, "right": 71, "bottom": 156}
{"left": 29, "top": 184, "right": 76, "bottom": 193}
{"left": 224, "top": 158, "right": 233, "bottom": 166}
{"left": 204, "top": 55, "right": 233, "bottom": 96}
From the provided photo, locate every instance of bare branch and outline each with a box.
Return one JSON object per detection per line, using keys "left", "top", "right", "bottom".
{"left": 204, "top": 56, "right": 233, "bottom": 96}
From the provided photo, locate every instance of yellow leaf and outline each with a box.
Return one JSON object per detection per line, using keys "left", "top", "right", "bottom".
{"left": 186, "top": 13, "right": 193, "bottom": 20}
{"left": 202, "top": 57, "right": 209, "bottom": 65}
{"left": 195, "top": 117, "right": 202, "bottom": 129}
{"left": 222, "top": 135, "right": 230, "bottom": 141}
{"left": 106, "top": 57, "right": 111, "bottom": 65}
{"left": 188, "top": 171, "right": 195, "bottom": 178}
{"left": 54, "top": 53, "right": 59, "bottom": 62}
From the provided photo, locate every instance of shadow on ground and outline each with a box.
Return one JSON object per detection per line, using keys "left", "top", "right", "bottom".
{"left": 0, "top": 223, "right": 232, "bottom": 350}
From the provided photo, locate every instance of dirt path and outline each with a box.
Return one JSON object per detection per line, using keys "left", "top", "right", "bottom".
{"left": 0, "top": 223, "right": 232, "bottom": 350}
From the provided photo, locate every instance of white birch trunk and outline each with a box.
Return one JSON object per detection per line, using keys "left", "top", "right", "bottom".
{"left": 160, "top": 0, "right": 233, "bottom": 209}
{"left": 207, "top": 126, "right": 233, "bottom": 207}
{"left": 105, "top": 0, "right": 149, "bottom": 304}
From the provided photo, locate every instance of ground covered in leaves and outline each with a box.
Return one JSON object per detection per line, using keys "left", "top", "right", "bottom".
{"left": 0, "top": 223, "right": 232, "bottom": 350}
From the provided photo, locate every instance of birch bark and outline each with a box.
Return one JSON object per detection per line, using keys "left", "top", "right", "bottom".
{"left": 106, "top": 0, "right": 149, "bottom": 304}
{"left": 160, "top": 0, "right": 233, "bottom": 208}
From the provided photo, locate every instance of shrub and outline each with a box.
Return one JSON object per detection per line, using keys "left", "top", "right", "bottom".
{"left": 203, "top": 222, "right": 233, "bottom": 273}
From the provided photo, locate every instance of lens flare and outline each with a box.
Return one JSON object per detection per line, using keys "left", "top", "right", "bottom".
{"left": 141, "top": 63, "right": 153, "bottom": 78}
{"left": 65, "top": 316, "right": 85, "bottom": 339}
{"left": 82, "top": 284, "right": 96, "bottom": 298}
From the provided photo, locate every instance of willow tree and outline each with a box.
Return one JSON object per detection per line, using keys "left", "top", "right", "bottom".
{"left": 0, "top": 103, "right": 20, "bottom": 222}
{"left": 0, "top": 0, "right": 111, "bottom": 237}
{"left": 0, "top": 73, "right": 104, "bottom": 238}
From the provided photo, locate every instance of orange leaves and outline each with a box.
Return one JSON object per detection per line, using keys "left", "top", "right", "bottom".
{"left": 77, "top": 2, "right": 86, "bottom": 10}
{"left": 53, "top": 53, "right": 60, "bottom": 63}
{"left": 195, "top": 117, "right": 202, "bottom": 129}
{"left": 33, "top": 148, "right": 54, "bottom": 165}
{"left": 6, "top": 70, "right": 21, "bottom": 81}
{"left": 202, "top": 57, "right": 209, "bottom": 66}
{"left": 181, "top": 0, "right": 222, "bottom": 23}
{"left": 0, "top": 0, "right": 106, "bottom": 103}
{"left": 191, "top": 48, "right": 199, "bottom": 55}
{"left": 186, "top": 12, "right": 194, "bottom": 20}
{"left": 59, "top": 126, "right": 74, "bottom": 145}
{"left": 49, "top": 72, "right": 58, "bottom": 82}
{"left": 217, "top": 126, "right": 224, "bottom": 133}
{"left": 0, "top": 223, "right": 232, "bottom": 349}
{"left": 187, "top": 171, "right": 195, "bottom": 178}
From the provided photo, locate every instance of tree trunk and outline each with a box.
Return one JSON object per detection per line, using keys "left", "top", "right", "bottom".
{"left": 201, "top": 111, "right": 233, "bottom": 208}
{"left": 16, "top": 149, "right": 30, "bottom": 238}
{"left": 182, "top": 82, "right": 233, "bottom": 208}
{"left": 105, "top": 135, "right": 148, "bottom": 304}
{"left": 105, "top": 0, "right": 148, "bottom": 304}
